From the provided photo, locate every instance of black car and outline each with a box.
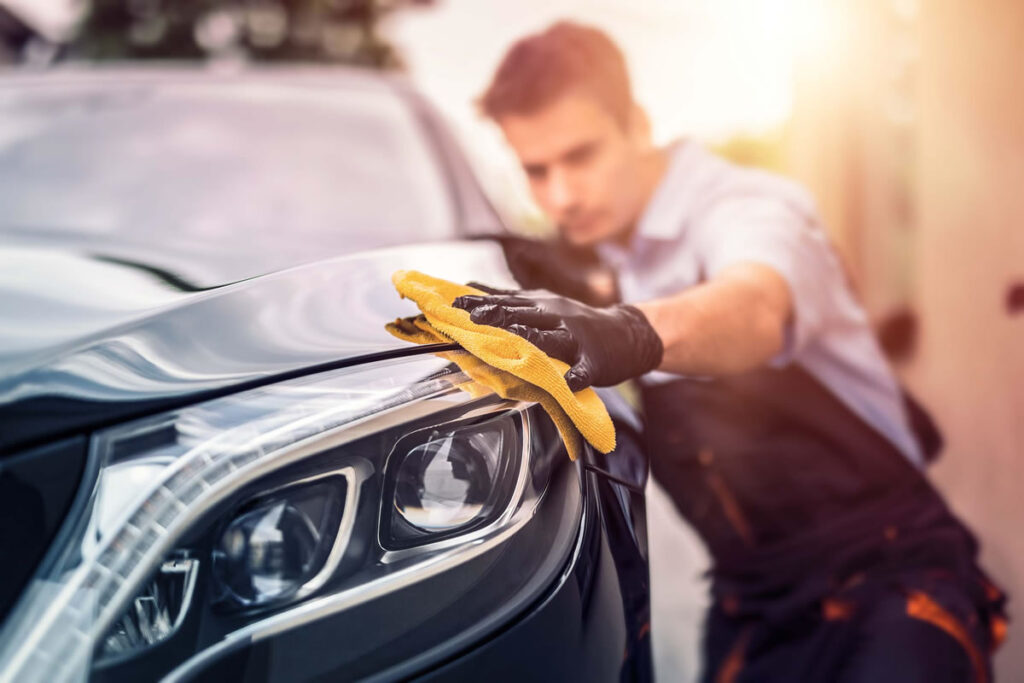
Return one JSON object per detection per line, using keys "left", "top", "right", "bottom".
{"left": 0, "top": 68, "right": 652, "bottom": 682}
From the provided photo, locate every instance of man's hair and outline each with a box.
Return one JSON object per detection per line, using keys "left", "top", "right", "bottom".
{"left": 479, "top": 21, "right": 634, "bottom": 128}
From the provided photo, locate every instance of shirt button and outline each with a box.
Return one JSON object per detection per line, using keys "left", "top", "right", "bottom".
{"left": 699, "top": 447, "right": 714, "bottom": 466}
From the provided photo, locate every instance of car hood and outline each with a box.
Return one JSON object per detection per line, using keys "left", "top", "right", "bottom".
{"left": 0, "top": 240, "right": 515, "bottom": 454}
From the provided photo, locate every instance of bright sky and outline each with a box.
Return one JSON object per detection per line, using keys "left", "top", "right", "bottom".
{"left": 386, "top": 0, "right": 813, "bottom": 220}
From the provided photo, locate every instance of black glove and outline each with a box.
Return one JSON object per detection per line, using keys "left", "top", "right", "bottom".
{"left": 453, "top": 287, "right": 663, "bottom": 391}
{"left": 475, "top": 234, "right": 619, "bottom": 307}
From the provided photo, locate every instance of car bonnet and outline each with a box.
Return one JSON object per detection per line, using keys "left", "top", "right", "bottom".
{"left": 0, "top": 240, "right": 516, "bottom": 455}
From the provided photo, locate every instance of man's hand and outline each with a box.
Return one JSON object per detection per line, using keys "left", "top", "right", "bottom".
{"left": 453, "top": 287, "right": 663, "bottom": 391}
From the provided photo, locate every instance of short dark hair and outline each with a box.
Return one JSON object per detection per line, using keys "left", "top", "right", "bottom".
{"left": 479, "top": 21, "right": 634, "bottom": 128}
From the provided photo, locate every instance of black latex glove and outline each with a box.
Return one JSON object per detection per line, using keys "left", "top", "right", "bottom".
{"left": 453, "top": 286, "right": 663, "bottom": 391}
{"left": 475, "top": 234, "right": 619, "bottom": 307}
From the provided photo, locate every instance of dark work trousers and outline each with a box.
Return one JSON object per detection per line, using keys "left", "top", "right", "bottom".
{"left": 642, "top": 365, "right": 1007, "bottom": 683}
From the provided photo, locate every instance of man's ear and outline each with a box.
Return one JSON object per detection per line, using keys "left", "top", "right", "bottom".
{"left": 627, "top": 103, "right": 653, "bottom": 150}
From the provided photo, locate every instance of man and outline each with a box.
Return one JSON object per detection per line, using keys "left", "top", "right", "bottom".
{"left": 454, "top": 21, "right": 1006, "bottom": 683}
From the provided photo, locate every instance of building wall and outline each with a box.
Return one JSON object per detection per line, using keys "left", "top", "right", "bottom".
{"left": 911, "top": 1, "right": 1024, "bottom": 677}
{"left": 787, "top": 1, "right": 1023, "bottom": 675}
{"left": 785, "top": 0, "right": 918, "bottom": 320}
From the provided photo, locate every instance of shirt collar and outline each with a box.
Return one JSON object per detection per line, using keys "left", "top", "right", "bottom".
{"left": 595, "top": 140, "right": 704, "bottom": 265}
{"left": 633, "top": 139, "right": 703, "bottom": 243}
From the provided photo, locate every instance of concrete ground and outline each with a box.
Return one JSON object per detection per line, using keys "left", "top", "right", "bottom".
{"left": 646, "top": 479, "right": 711, "bottom": 683}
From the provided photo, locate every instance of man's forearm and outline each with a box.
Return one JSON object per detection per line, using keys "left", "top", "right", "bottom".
{"left": 634, "top": 262, "right": 792, "bottom": 376}
{"left": 453, "top": 261, "right": 792, "bottom": 390}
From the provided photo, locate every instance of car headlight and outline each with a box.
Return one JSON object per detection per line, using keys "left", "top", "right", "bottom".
{"left": 0, "top": 355, "right": 581, "bottom": 683}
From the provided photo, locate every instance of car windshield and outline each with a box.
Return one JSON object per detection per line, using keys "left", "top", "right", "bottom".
{"left": 0, "top": 79, "right": 456, "bottom": 253}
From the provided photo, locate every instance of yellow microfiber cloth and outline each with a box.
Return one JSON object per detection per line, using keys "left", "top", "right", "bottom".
{"left": 385, "top": 270, "right": 616, "bottom": 461}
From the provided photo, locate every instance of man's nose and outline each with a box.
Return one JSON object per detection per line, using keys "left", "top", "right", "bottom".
{"left": 545, "top": 167, "right": 577, "bottom": 215}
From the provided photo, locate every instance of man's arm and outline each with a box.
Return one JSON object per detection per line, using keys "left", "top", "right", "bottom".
{"left": 455, "top": 196, "right": 827, "bottom": 390}
{"left": 635, "top": 261, "right": 793, "bottom": 376}
{"left": 453, "top": 261, "right": 794, "bottom": 390}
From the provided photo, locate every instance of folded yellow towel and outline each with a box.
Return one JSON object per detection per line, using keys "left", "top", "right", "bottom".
{"left": 386, "top": 270, "right": 616, "bottom": 461}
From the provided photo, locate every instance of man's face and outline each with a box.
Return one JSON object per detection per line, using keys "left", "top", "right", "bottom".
{"left": 498, "top": 93, "right": 648, "bottom": 246}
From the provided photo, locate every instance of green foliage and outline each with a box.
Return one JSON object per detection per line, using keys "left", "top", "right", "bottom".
{"left": 70, "top": 0, "right": 430, "bottom": 67}
{"left": 710, "top": 128, "right": 789, "bottom": 172}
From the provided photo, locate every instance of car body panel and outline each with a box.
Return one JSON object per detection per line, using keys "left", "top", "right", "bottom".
{"left": 0, "top": 240, "right": 517, "bottom": 454}
{"left": 417, "top": 474, "right": 649, "bottom": 683}
{"left": 0, "top": 436, "right": 88, "bottom": 621}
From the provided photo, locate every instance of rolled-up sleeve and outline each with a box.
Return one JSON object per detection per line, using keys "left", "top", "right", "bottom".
{"left": 694, "top": 197, "right": 842, "bottom": 366}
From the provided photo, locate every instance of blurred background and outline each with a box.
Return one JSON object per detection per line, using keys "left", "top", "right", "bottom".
{"left": 2, "top": 0, "right": 1022, "bottom": 679}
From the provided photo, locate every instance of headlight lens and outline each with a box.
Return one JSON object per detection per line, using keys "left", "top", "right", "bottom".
{"left": 386, "top": 418, "right": 519, "bottom": 546}
{"left": 396, "top": 432, "right": 500, "bottom": 531}
{"left": 99, "top": 555, "right": 198, "bottom": 660}
{"left": 0, "top": 355, "right": 576, "bottom": 683}
{"left": 212, "top": 478, "right": 346, "bottom": 608}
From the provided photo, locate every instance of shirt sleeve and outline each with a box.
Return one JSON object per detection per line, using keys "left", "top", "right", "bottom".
{"left": 694, "top": 196, "right": 842, "bottom": 366}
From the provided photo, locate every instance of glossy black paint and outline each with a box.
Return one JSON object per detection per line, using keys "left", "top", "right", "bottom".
{"left": 0, "top": 241, "right": 523, "bottom": 455}
{"left": 0, "top": 68, "right": 652, "bottom": 681}
{"left": 0, "top": 436, "right": 87, "bottom": 620}
{"left": 0, "top": 68, "right": 505, "bottom": 456}
{"left": 416, "top": 468, "right": 652, "bottom": 682}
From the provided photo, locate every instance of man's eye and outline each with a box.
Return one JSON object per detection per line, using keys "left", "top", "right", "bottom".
{"left": 565, "top": 145, "right": 596, "bottom": 166}
{"left": 524, "top": 165, "right": 547, "bottom": 181}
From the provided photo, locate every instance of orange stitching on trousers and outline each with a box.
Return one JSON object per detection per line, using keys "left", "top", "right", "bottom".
{"left": 706, "top": 471, "right": 755, "bottom": 545}
{"left": 990, "top": 615, "right": 1008, "bottom": 652}
{"left": 716, "top": 627, "right": 752, "bottom": 683}
{"left": 822, "top": 597, "right": 856, "bottom": 621}
{"left": 978, "top": 576, "right": 1008, "bottom": 652}
{"left": 906, "top": 590, "right": 988, "bottom": 683}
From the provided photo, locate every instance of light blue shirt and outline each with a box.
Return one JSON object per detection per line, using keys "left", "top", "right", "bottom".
{"left": 597, "top": 141, "right": 924, "bottom": 466}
